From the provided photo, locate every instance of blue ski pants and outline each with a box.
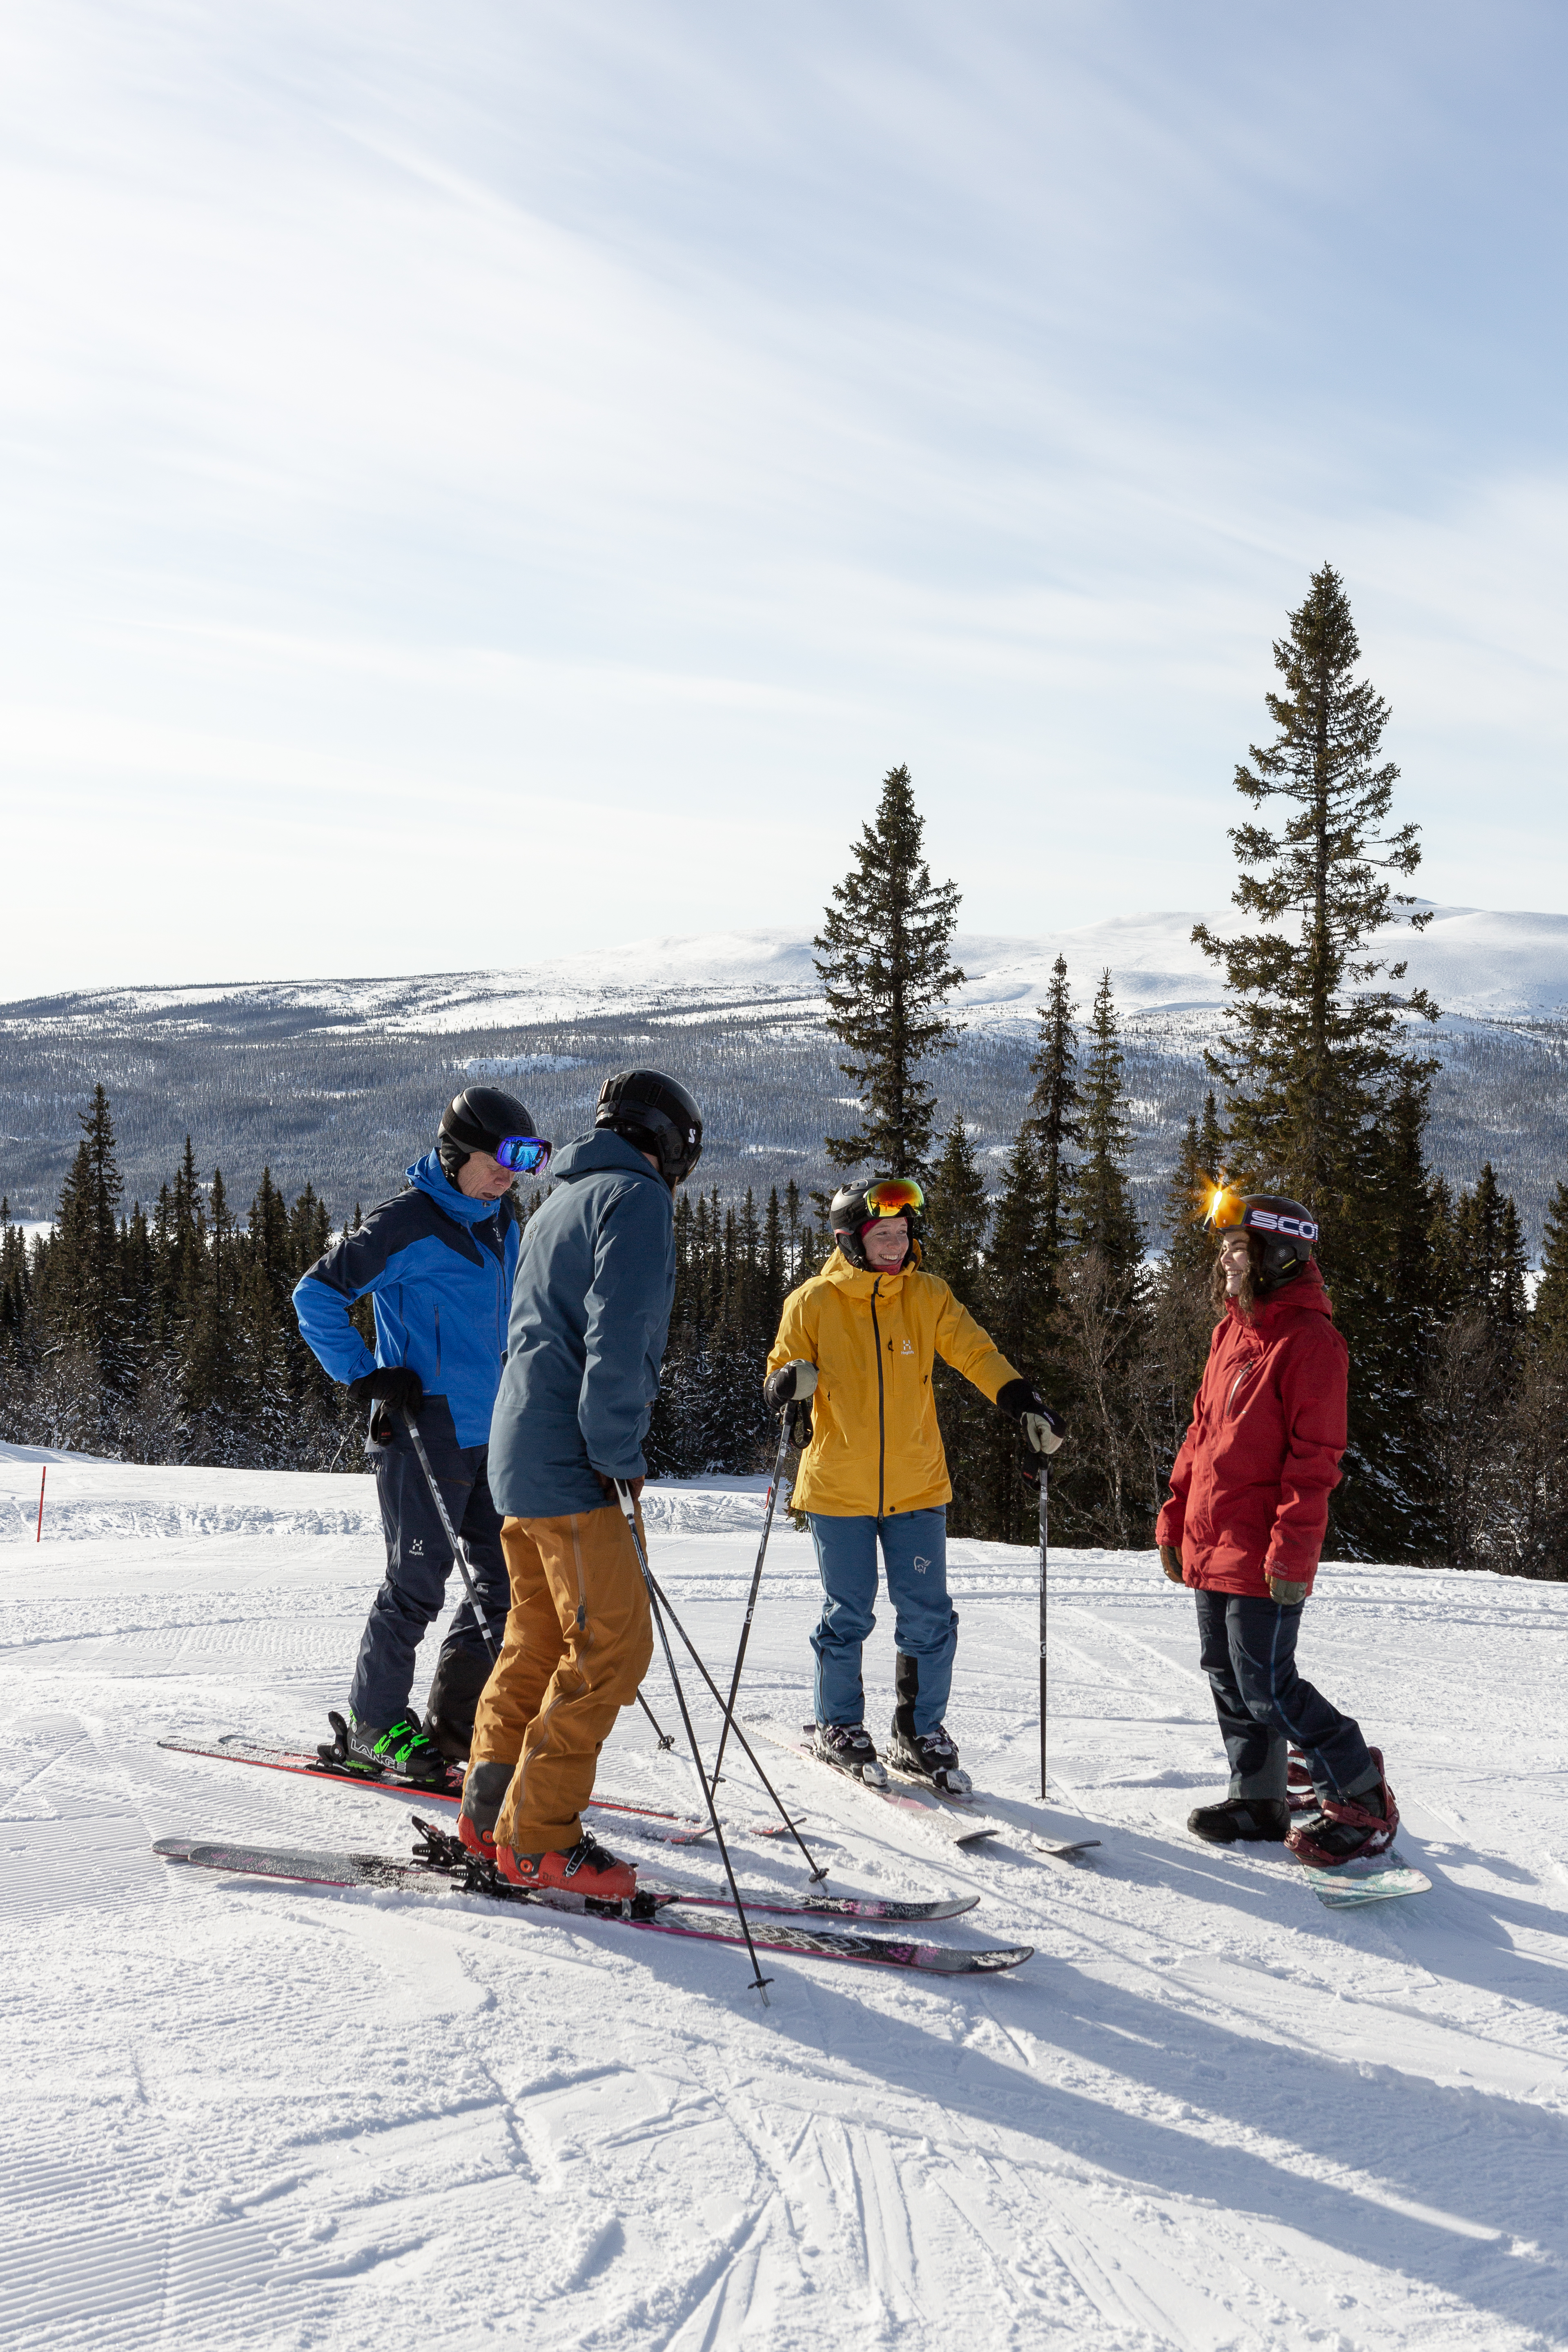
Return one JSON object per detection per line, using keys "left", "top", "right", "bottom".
{"left": 351, "top": 1403, "right": 510, "bottom": 1730}
{"left": 1194, "top": 1590, "right": 1378, "bottom": 1803}
{"left": 807, "top": 1509, "right": 956, "bottom": 1738}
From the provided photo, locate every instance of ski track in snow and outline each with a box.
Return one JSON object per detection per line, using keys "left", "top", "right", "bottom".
{"left": 3, "top": 1446, "right": 1568, "bottom": 2350}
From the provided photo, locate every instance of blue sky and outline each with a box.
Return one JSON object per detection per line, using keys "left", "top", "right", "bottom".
{"left": 3, "top": 1, "right": 1565, "bottom": 994}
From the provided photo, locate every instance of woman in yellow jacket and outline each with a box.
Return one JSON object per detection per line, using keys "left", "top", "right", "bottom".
{"left": 765, "top": 1176, "right": 1064, "bottom": 1791}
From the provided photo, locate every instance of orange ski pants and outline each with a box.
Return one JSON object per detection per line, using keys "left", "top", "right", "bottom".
{"left": 469, "top": 1503, "right": 653, "bottom": 1855}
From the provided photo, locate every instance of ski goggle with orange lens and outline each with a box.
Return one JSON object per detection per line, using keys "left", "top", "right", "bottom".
{"left": 493, "top": 1136, "right": 553, "bottom": 1176}
{"left": 1202, "top": 1181, "right": 1248, "bottom": 1232}
{"left": 862, "top": 1178, "right": 924, "bottom": 1220}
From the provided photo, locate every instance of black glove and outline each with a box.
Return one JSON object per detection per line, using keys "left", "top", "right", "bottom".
{"left": 996, "top": 1378, "right": 1065, "bottom": 1455}
{"left": 347, "top": 1366, "right": 424, "bottom": 1419}
{"left": 763, "top": 1360, "right": 819, "bottom": 1411}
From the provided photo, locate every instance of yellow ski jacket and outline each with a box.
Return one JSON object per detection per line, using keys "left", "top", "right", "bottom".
{"left": 767, "top": 1247, "right": 1020, "bottom": 1518}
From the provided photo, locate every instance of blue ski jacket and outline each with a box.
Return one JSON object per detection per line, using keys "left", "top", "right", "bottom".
{"left": 487, "top": 1130, "right": 675, "bottom": 1519}
{"left": 292, "top": 1150, "right": 521, "bottom": 1448}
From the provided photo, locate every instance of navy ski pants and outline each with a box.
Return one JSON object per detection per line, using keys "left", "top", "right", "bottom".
{"left": 1194, "top": 1590, "right": 1378, "bottom": 1803}
{"left": 807, "top": 1509, "right": 956, "bottom": 1738}
{"left": 350, "top": 1405, "right": 510, "bottom": 1730}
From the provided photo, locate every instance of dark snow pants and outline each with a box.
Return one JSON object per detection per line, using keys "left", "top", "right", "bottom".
{"left": 1194, "top": 1590, "right": 1379, "bottom": 1804}
{"left": 350, "top": 1404, "right": 510, "bottom": 1731}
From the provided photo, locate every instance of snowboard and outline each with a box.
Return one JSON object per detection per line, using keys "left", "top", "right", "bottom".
{"left": 1302, "top": 1852, "right": 1431, "bottom": 1908}
{"left": 154, "top": 1833, "right": 1032, "bottom": 1977}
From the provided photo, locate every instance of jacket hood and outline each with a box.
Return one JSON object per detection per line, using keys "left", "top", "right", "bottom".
{"left": 819, "top": 1243, "right": 921, "bottom": 1294}
{"left": 1228, "top": 1258, "right": 1334, "bottom": 1329}
{"left": 407, "top": 1148, "right": 505, "bottom": 1227}
{"left": 550, "top": 1129, "right": 670, "bottom": 1186}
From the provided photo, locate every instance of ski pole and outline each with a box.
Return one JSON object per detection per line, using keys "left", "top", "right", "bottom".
{"left": 400, "top": 1410, "right": 502, "bottom": 1662}
{"left": 613, "top": 1482, "right": 774, "bottom": 2003}
{"left": 637, "top": 1690, "right": 676, "bottom": 1750}
{"left": 711, "top": 1405, "right": 794, "bottom": 1788}
{"left": 1038, "top": 1456, "right": 1049, "bottom": 1802}
{"left": 635, "top": 1550, "right": 826, "bottom": 1884}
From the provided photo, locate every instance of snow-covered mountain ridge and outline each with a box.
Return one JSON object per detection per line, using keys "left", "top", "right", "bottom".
{"left": 7, "top": 903, "right": 1568, "bottom": 1036}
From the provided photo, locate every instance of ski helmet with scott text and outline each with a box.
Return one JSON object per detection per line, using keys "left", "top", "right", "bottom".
{"left": 829, "top": 1176, "right": 925, "bottom": 1270}
{"left": 1205, "top": 1184, "right": 1319, "bottom": 1289}
{"left": 438, "top": 1087, "right": 548, "bottom": 1183}
{"left": 596, "top": 1070, "right": 704, "bottom": 1189}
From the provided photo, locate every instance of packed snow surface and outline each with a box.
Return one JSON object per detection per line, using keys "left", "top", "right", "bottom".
{"left": 4, "top": 1444, "right": 1567, "bottom": 2351}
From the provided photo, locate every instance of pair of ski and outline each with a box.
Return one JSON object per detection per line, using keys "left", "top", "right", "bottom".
{"left": 155, "top": 1737, "right": 1033, "bottom": 1976}
{"left": 156, "top": 1735, "right": 786, "bottom": 1849}
{"left": 748, "top": 1722, "right": 1101, "bottom": 1863}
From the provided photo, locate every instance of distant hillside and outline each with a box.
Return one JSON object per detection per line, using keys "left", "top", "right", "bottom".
{"left": 3, "top": 905, "right": 1567, "bottom": 1251}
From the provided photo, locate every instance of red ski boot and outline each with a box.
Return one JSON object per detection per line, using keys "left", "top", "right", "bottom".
{"left": 1286, "top": 1749, "right": 1399, "bottom": 1869}
{"left": 497, "top": 1831, "right": 636, "bottom": 1901}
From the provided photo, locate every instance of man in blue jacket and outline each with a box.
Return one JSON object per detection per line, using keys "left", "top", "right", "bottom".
{"left": 458, "top": 1069, "right": 702, "bottom": 1899}
{"left": 292, "top": 1087, "right": 550, "bottom": 1783}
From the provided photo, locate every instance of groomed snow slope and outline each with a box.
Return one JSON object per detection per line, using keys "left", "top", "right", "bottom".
{"left": 3, "top": 1446, "right": 1567, "bottom": 2352}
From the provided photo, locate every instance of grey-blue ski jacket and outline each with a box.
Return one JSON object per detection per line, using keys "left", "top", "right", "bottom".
{"left": 488, "top": 1129, "right": 675, "bottom": 1518}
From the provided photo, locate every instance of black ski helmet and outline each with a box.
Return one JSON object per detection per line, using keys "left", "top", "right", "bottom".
{"left": 1207, "top": 1185, "right": 1319, "bottom": 1289}
{"left": 595, "top": 1070, "right": 703, "bottom": 1188}
{"left": 829, "top": 1176, "right": 924, "bottom": 1271}
{"left": 438, "top": 1086, "right": 540, "bottom": 1182}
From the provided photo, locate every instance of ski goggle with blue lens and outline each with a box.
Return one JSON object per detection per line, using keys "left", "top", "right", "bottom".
{"left": 493, "top": 1136, "right": 553, "bottom": 1176}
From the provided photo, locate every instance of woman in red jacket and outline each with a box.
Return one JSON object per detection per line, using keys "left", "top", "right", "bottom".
{"left": 1156, "top": 1189, "right": 1398, "bottom": 1868}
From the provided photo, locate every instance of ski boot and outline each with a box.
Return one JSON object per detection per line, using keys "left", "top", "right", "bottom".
{"left": 1286, "top": 1750, "right": 1399, "bottom": 1869}
{"left": 496, "top": 1830, "right": 636, "bottom": 1901}
{"left": 1186, "top": 1797, "right": 1290, "bottom": 1844}
{"left": 886, "top": 1720, "right": 972, "bottom": 1796}
{"left": 424, "top": 1644, "right": 494, "bottom": 1764}
{"left": 1286, "top": 1748, "right": 1316, "bottom": 1811}
{"left": 887, "top": 1651, "right": 971, "bottom": 1794}
{"left": 809, "top": 1720, "right": 889, "bottom": 1788}
{"left": 321, "top": 1708, "right": 451, "bottom": 1787}
{"left": 457, "top": 1759, "right": 512, "bottom": 1859}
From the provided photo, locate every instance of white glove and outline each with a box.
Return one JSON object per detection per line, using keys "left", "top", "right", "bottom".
{"left": 764, "top": 1360, "right": 818, "bottom": 1409}
{"left": 1022, "top": 1409, "right": 1065, "bottom": 1457}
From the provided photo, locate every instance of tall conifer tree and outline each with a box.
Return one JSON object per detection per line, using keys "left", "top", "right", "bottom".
{"left": 815, "top": 765, "right": 964, "bottom": 1177}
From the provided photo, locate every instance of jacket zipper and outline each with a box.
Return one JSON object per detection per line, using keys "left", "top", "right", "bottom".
{"left": 1227, "top": 1362, "right": 1257, "bottom": 1415}
{"left": 870, "top": 1282, "right": 886, "bottom": 1517}
{"left": 434, "top": 1304, "right": 441, "bottom": 1375}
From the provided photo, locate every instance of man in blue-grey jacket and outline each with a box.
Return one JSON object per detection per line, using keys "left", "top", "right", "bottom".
{"left": 459, "top": 1069, "right": 702, "bottom": 1900}
{"left": 292, "top": 1087, "right": 551, "bottom": 1783}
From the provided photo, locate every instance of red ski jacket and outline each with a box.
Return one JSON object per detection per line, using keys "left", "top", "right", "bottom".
{"left": 1155, "top": 1263, "right": 1347, "bottom": 1597}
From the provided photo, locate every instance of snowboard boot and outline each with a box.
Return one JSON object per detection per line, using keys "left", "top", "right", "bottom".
{"left": 497, "top": 1830, "right": 636, "bottom": 1901}
{"left": 886, "top": 1720, "right": 972, "bottom": 1796}
{"left": 457, "top": 1759, "right": 514, "bottom": 1859}
{"left": 1286, "top": 1748, "right": 1316, "bottom": 1811}
{"left": 1286, "top": 1750, "right": 1399, "bottom": 1869}
{"left": 339, "top": 1709, "right": 450, "bottom": 1786}
{"left": 425, "top": 1644, "right": 496, "bottom": 1764}
{"left": 1186, "top": 1797, "right": 1291, "bottom": 1844}
{"left": 809, "top": 1720, "right": 889, "bottom": 1788}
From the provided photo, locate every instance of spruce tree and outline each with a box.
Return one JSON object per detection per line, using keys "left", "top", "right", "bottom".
{"left": 1025, "top": 954, "right": 1081, "bottom": 1278}
{"left": 1194, "top": 564, "right": 1437, "bottom": 1211}
{"left": 815, "top": 764, "right": 964, "bottom": 1177}
{"left": 1196, "top": 565, "right": 1439, "bottom": 1557}
{"left": 1535, "top": 1181, "right": 1568, "bottom": 1357}
{"left": 924, "top": 1115, "right": 995, "bottom": 1537}
{"left": 1070, "top": 973, "right": 1143, "bottom": 1276}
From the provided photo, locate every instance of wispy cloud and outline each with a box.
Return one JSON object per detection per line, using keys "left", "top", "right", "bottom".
{"left": 2, "top": 0, "right": 1565, "bottom": 992}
